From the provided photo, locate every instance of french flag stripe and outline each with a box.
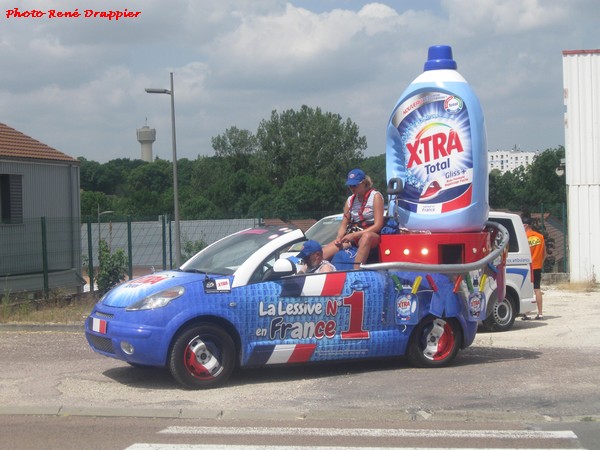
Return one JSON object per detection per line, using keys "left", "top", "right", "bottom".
{"left": 288, "top": 343, "right": 317, "bottom": 363}
{"left": 92, "top": 318, "right": 107, "bottom": 334}
{"left": 246, "top": 345, "right": 276, "bottom": 366}
{"left": 320, "top": 272, "right": 346, "bottom": 296}
{"left": 280, "top": 277, "right": 305, "bottom": 297}
{"left": 266, "top": 344, "right": 297, "bottom": 364}
{"left": 266, "top": 344, "right": 317, "bottom": 364}
{"left": 300, "top": 272, "right": 346, "bottom": 297}
{"left": 300, "top": 274, "right": 327, "bottom": 296}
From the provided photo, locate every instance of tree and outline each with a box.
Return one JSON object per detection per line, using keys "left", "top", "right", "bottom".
{"left": 78, "top": 157, "right": 103, "bottom": 192}
{"left": 212, "top": 127, "right": 258, "bottom": 158}
{"left": 360, "top": 154, "right": 387, "bottom": 196}
{"left": 522, "top": 146, "right": 566, "bottom": 214}
{"left": 272, "top": 176, "right": 335, "bottom": 219}
{"left": 489, "top": 166, "right": 528, "bottom": 211}
{"left": 80, "top": 190, "right": 111, "bottom": 219}
{"left": 488, "top": 146, "right": 566, "bottom": 214}
{"left": 124, "top": 160, "right": 173, "bottom": 217}
{"left": 255, "top": 105, "right": 367, "bottom": 192}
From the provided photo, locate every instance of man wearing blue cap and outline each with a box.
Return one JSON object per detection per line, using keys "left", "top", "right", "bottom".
{"left": 297, "top": 240, "right": 335, "bottom": 274}
{"left": 322, "top": 168, "right": 384, "bottom": 269}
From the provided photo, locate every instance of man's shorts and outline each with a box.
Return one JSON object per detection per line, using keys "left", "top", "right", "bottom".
{"left": 532, "top": 268, "right": 542, "bottom": 289}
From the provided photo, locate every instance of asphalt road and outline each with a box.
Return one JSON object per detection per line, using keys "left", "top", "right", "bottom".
{"left": 1, "top": 285, "right": 599, "bottom": 422}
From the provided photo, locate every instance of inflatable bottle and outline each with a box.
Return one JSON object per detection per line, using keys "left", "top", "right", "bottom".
{"left": 386, "top": 45, "right": 488, "bottom": 232}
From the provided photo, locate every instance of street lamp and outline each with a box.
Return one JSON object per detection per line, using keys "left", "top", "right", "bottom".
{"left": 555, "top": 158, "right": 566, "bottom": 177}
{"left": 146, "top": 72, "right": 181, "bottom": 267}
{"left": 96, "top": 207, "right": 114, "bottom": 292}
{"left": 97, "top": 206, "right": 114, "bottom": 248}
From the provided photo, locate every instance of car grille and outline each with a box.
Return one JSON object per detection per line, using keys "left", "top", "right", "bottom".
{"left": 94, "top": 311, "right": 114, "bottom": 319}
{"left": 87, "top": 332, "right": 115, "bottom": 354}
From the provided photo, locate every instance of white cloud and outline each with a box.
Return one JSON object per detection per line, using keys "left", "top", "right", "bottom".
{"left": 0, "top": 0, "right": 598, "bottom": 162}
{"left": 443, "top": 0, "right": 568, "bottom": 34}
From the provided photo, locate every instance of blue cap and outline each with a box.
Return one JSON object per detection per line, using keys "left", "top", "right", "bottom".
{"left": 424, "top": 45, "right": 457, "bottom": 71}
{"left": 346, "top": 168, "right": 366, "bottom": 186}
{"left": 298, "top": 240, "right": 322, "bottom": 259}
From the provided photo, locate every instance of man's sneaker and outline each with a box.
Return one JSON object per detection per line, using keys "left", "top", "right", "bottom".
{"left": 534, "top": 315, "right": 544, "bottom": 320}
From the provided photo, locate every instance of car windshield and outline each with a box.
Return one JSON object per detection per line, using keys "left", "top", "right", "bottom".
{"left": 306, "top": 215, "right": 343, "bottom": 244}
{"left": 284, "top": 215, "right": 342, "bottom": 253}
{"left": 182, "top": 227, "right": 293, "bottom": 275}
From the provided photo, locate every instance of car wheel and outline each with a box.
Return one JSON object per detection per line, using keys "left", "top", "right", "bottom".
{"left": 482, "top": 292, "right": 517, "bottom": 332}
{"left": 169, "top": 323, "right": 236, "bottom": 389}
{"left": 407, "top": 316, "right": 462, "bottom": 368}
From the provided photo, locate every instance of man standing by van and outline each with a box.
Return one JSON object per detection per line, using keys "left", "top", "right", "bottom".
{"left": 522, "top": 217, "right": 546, "bottom": 320}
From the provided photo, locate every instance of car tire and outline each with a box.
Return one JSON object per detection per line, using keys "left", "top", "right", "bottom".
{"left": 169, "top": 323, "right": 236, "bottom": 389}
{"left": 482, "top": 291, "right": 517, "bottom": 332}
{"left": 407, "top": 316, "right": 462, "bottom": 368}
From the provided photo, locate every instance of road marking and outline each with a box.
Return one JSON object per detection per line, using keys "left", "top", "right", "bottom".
{"left": 158, "top": 426, "right": 577, "bottom": 440}
{"left": 127, "top": 446, "right": 579, "bottom": 450}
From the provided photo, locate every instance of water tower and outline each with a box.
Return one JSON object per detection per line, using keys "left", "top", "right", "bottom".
{"left": 136, "top": 124, "right": 156, "bottom": 162}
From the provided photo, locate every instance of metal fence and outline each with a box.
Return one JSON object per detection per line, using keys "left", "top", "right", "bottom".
{"left": 1, "top": 217, "right": 80, "bottom": 276}
{"left": 1, "top": 216, "right": 260, "bottom": 295}
{"left": 81, "top": 215, "right": 260, "bottom": 270}
{"left": 1, "top": 204, "right": 568, "bottom": 295}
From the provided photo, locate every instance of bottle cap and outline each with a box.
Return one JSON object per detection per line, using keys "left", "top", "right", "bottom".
{"left": 424, "top": 45, "right": 457, "bottom": 71}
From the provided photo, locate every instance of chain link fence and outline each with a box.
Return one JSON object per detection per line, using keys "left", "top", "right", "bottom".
{"left": 81, "top": 216, "right": 260, "bottom": 269}
{"left": 1, "top": 204, "right": 568, "bottom": 295}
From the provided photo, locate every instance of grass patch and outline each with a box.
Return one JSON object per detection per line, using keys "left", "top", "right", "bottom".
{"left": 0, "top": 290, "right": 98, "bottom": 325}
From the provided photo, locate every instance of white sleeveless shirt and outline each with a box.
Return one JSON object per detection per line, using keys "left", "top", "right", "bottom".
{"left": 346, "top": 189, "right": 382, "bottom": 226}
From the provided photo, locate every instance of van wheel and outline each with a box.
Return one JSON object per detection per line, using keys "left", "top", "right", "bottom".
{"left": 407, "top": 316, "right": 462, "bottom": 368}
{"left": 482, "top": 292, "right": 517, "bottom": 332}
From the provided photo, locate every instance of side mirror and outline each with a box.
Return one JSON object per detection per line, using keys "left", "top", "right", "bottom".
{"left": 262, "top": 258, "right": 297, "bottom": 281}
{"left": 273, "top": 258, "right": 297, "bottom": 277}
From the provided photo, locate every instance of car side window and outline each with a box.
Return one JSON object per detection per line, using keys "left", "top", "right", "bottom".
{"left": 248, "top": 251, "right": 279, "bottom": 285}
{"left": 491, "top": 218, "right": 518, "bottom": 253}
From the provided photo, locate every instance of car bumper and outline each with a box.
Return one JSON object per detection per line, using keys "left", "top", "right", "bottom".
{"left": 85, "top": 308, "right": 168, "bottom": 367}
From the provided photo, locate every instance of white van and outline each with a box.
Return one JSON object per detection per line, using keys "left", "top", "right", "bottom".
{"left": 298, "top": 211, "right": 535, "bottom": 332}
{"left": 483, "top": 211, "right": 535, "bottom": 331}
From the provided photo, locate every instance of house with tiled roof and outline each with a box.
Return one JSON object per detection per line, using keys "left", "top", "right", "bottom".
{"left": 0, "top": 122, "right": 82, "bottom": 294}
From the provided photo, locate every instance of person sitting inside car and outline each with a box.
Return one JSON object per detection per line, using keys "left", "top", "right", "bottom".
{"left": 322, "top": 168, "right": 384, "bottom": 269}
{"left": 297, "top": 240, "right": 335, "bottom": 274}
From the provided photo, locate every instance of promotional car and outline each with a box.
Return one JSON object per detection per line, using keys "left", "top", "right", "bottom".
{"left": 86, "top": 224, "right": 507, "bottom": 389}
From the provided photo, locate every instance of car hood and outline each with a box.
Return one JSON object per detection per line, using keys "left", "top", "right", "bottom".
{"left": 101, "top": 271, "right": 228, "bottom": 308}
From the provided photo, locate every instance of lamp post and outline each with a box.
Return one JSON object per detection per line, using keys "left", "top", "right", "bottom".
{"left": 97, "top": 207, "right": 114, "bottom": 293}
{"left": 97, "top": 206, "right": 114, "bottom": 248}
{"left": 146, "top": 72, "right": 181, "bottom": 267}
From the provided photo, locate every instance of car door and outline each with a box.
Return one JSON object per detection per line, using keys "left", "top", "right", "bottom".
{"left": 238, "top": 268, "right": 404, "bottom": 367}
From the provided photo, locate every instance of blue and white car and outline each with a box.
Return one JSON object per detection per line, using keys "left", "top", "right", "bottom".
{"left": 86, "top": 224, "right": 506, "bottom": 389}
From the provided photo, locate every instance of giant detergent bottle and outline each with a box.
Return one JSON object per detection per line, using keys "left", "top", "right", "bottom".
{"left": 386, "top": 45, "right": 488, "bottom": 232}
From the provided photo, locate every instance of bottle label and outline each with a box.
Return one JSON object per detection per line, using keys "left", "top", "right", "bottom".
{"left": 390, "top": 91, "right": 473, "bottom": 214}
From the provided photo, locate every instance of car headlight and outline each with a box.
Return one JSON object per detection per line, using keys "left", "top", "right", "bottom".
{"left": 126, "top": 286, "right": 185, "bottom": 311}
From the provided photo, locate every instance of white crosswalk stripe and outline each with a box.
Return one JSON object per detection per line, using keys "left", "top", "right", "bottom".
{"left": 123, "top": 425, "right": 582, "bottom": 450}
{"left": 158, "top": 425, "right": 577, "bottom": 440}
{"left": 127, "top": 446, "right": 579, "bottom": 450}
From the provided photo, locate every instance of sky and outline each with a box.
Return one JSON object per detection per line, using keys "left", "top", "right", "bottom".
{"left": 0, "top": 0, "right": 597, "bottom": 163}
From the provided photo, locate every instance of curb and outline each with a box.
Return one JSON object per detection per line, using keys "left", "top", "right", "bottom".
{"left": 0, "top": 405, "right": 597, "bottom": 424}
{"left": 0, "top": 323, "right": 83, "bottom": 332}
